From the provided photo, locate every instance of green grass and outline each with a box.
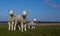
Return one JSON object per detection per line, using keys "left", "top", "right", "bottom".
{"left": 0, "top": 23, "right": 60, "bottom": 36}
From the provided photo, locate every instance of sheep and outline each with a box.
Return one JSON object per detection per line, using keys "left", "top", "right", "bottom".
{"left": 8, "top": 10, "right": 15, "bottom": 30}
{"left": 14, "top": 10, "right": 28, "bottom": 32}
{"left": 28, "top": 18, "right": 36, "bottom": 29}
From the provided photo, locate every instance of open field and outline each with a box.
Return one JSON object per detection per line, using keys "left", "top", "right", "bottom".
{"left": 0, "top": 23, "right": 60, "bottom": 36}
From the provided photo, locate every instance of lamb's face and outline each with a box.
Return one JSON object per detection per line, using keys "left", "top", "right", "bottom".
{"left": 8, "top": 10, "right": 15, "bottom": 15}
{"left": 9, "top": 11, "right": 13, "bottom": 14}
{"left": 21, "top": 10, "right": 28, "bottom": 16}
{"left": 33, "top": 18, "right": 37, "bottom": 22}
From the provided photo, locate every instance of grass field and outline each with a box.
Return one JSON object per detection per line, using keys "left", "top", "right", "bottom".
{"left": 0, "top": 23, "right": 60, "bottom": 36}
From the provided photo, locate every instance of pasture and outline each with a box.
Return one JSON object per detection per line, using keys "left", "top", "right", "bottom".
{"left": 0, "top": 23, "right": 60, "bottom": 36}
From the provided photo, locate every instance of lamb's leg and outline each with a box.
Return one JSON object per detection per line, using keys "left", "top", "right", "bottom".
{"left": 11, "top": 22, "right": 14, "bottom": 30}
{"left": 21, "top": 23, "right": 23, "bottom": 32}
{"left": 24, "top": 24, "right": 27, "bottom": 31}
{"left": 31, "top": 24, "right": 33, "bottom": 29}
{"left": 14, "top": 22, "right": 17, "bottom": 30}
{"left": 8, "top": 22, "right": 11, "bottom": 30}
{"left": 33, "top": 25, "right": 35, "bottom": 29}
{"left": 32, "top": 23, "right": 36, "bottom": 29}
{"left": 28, "top": 23, "right": 31, "bottom": 29}
{"left": 33, "top": 23, "right": 36, "bottom": 29}
{"left": 18, "top": 24, "right": 21, "bottom": 30}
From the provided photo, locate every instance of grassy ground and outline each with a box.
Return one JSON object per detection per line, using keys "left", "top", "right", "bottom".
{"left": 0, "top": 23, "right": 60, "bottom": 36}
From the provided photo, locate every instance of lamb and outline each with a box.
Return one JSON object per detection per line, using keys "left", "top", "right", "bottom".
{"left": 28, "top": 18, "right": 36, "bottom": 29}
{"left": 14, "top": 10, "right": 28, "bottom": 32}
{"left": 8, "top": 10, "right": 15, "bottom": 30}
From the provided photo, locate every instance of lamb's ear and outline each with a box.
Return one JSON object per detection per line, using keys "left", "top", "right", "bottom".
{"left": 8, "top": 10, "right": 9, "bottom": 12}
{"left": 12, "top": 10, "right": 15, "bottom": 12}
{"left": 27, "top": 9, "right": 30, "bottom": 12}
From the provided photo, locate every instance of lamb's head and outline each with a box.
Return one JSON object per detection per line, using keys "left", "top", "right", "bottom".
{"left": 32, "top": 18, "right": 37, "bottom": 23}
{"left": 21, "top": 10, "right": 29, "bottom": 17}
{"left": 8, "top": 10, "right": 15, "bottom": 16}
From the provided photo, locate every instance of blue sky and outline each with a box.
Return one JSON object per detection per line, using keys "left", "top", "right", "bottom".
{"left": 0, "top": 0, "right": 60, "bottom": 22}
